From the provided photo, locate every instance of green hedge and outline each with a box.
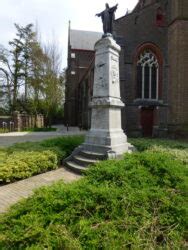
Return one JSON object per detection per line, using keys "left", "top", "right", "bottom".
{"left": 23, "top": 127, "right": 57, "bottom": 132}
{"left": 0, "top": 150, "right": 187, "bottom": 249}
{"left": 6, "top": 135, "right": 84, "bottom": 162}
{"left": 0, "top": 151, "right": 58, "bottom": 183}
{"left": 0, "top": 135, "right": 84, "bottom": 184}
{"left": 0, "top": 128, "right": 9, "bottom": 133}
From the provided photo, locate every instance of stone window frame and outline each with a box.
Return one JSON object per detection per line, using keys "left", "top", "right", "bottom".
{"left": 137, "top": 50, "right": 159, "bottom": 100}
{"left": 134, "top": 43, "right": 163, "bottom": 101}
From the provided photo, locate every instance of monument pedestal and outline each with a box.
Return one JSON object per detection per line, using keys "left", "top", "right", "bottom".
{"left": 83, "top": 36, "right": 133, "bottom": 157}
{"left": 65, "top": 36, "right": 134, "bottom": 173}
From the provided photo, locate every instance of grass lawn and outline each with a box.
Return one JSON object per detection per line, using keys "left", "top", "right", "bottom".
{"left": 23, "top": 127, "right": 57, "bottom": 132}
{"left": 0, "top": 137, "right": 187, "bottom": 249}
{"left": 0, "top": 128, "right": 9, "bottom": 133}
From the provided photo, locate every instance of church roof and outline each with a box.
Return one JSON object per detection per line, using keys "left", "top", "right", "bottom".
{"left": 133, "top": 0, "right": 156, "bottom": 12}
{"left": 69, "top": 29, "right": 102, "bottom": 51}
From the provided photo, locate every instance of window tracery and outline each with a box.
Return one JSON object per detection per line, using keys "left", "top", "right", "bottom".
{"left": 137, "top": 50, "right": 159, "bottom": 100}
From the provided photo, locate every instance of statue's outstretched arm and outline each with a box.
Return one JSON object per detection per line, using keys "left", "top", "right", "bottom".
{"left": 95, "top": 12, "right": 102, "bottom": 17}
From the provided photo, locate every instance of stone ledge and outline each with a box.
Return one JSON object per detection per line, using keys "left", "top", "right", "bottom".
{"left": 90, "top": 97, "right": 124, "bottom": 108}
{"left": 95, "top": 36, "right": 121, "bottom": 53}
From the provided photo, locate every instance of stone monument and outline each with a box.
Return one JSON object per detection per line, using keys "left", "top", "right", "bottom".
{"left": 82, "top": 35, "right": 133, "bottom": 157}
{"left": 65, "top": 4, "right": 134, "bottom": 173}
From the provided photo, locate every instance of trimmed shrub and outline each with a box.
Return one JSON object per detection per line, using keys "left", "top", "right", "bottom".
{"left": 7, "top": 135, "right": 84, "bottom": 162}
{"left": 0, "top": 151, "right": 58, "bottom": 183}
{"left": 0, "top": 135, "right": 84, "bottom": 184}
{"left": 0, "top": 128, "right": 9, "bottom": 133}
{"left": 40, "top": 135, "right": 84, "bottom": 157}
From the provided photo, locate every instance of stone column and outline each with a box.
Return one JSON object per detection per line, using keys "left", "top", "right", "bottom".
{"left": 22, "top": 112, "right": 27, "bottom": 130}
{"left": 40, "top": 114, "right": 44, "bottom": 128}
{"left": 83, "top": 36, "right": 133, "bottom": 157}
{"left": 13, "top": 111, "right": 21, "bottom": 132}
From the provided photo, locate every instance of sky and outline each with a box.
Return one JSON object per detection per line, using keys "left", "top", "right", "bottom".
{"left": 0, "top": 0, "right": 138, "bottom": 68}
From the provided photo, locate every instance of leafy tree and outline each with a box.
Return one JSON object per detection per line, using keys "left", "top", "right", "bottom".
{"left": 16, "top": 23, "right": 36, "bottom": 100}
{"left": 0, "top": 23, "right": 65, "bottom": 125}
{"left": 0, "top": 45, "right": 14, "bottom": 110}
{"left": 0, "top": 24, "right": 36, "bottom": 111}
{"left": 9, "top": 34, "right": 24, "bottom": 110}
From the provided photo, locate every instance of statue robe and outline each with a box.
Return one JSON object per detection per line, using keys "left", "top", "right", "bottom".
{"left": 97, "top": 5, "right": 117, "bottom": 34}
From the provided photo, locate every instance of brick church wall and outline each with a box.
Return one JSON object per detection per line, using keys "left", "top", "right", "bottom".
{"left": 65, "top": 0, "right": 188, "bottom": 138}
{"left": 114, "top": 0, "right": 169, "bottom": 136}
{"left": 168, "top": 0, "right": 188, "bottom": 138}
{"left": 64, "top": 49, "right": 95, "bottom": 126}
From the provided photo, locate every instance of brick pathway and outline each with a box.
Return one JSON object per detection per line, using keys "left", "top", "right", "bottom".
{"left": 0, "top": 167, "right": 81, "bottom": 213}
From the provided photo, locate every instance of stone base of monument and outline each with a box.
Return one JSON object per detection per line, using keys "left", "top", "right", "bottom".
{"left": 64, "top": 35, "right": 134, "bottom": 174}
{"left": 64, "top": 142, "right": 134, "bottom": 174}
{"left": 64, "top": 138, "right": 135, "bottom": 174}
{"left": 64, "top": 147, "right": 105, "bottom": 174}
{"left": 83, "top": 131, "right": 133, "bottom": 156}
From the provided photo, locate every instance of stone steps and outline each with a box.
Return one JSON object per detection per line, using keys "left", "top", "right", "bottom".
{"left": 74, "top": 155, "right": 99, "bottom": 167}
{"left": 65, "top": 161, "right": 87, "bottom": 174}
{"left": 64, "top": 150, "right": 106, "bottom": 174}
{"left": 79, "top": 150, "right": 106, "bottom": 160}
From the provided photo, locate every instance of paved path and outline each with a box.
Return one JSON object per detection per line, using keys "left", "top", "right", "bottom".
{"left": 0, "top": 125, "right": 86, "bottom": 147}
{"left": 0, "top": 167, "right": 81, "bottom": 213}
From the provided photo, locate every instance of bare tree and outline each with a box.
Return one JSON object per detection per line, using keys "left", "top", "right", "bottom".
{"left": 42, "top": 40, "right": 64, "bottom": 126}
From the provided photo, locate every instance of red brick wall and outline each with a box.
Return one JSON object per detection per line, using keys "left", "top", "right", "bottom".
{"left": 168, "top": 22, "right": 188, "bottom": 125}
{"left": 64, "top": 49, "right": 95, "bottom": 126}
{"left": 168, "top": 0, "right": 188, "bottom": 137}
{"left": 170, "top": 0, "right": 188, "bottom": 22}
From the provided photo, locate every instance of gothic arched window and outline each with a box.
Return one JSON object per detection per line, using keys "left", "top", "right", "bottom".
{"left": 137, "top": 50, "right": 159, "bottom": 100}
